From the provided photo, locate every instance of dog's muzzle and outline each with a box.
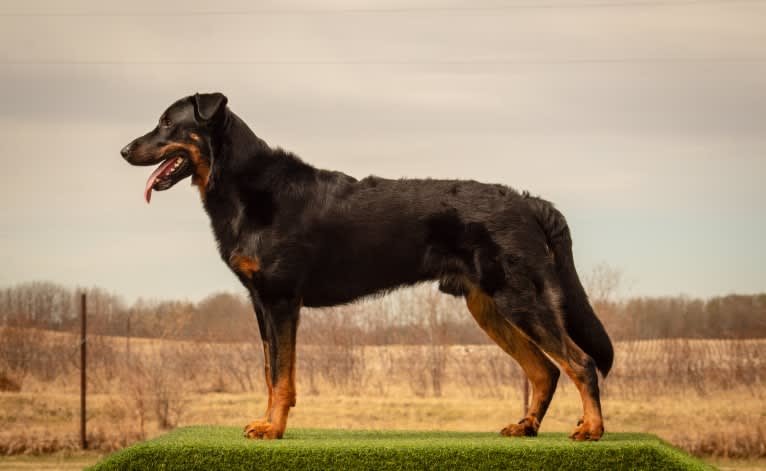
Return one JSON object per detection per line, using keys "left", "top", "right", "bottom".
{"left": 120, "top": 142, "right": 133, "bottom": 161}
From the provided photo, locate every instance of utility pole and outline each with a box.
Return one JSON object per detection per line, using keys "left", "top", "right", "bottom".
{"left": 80, "top": 293, "right": 88, "bottom": 450}
{"left": 126, "top": 309, "right": 131, "bottom": 360}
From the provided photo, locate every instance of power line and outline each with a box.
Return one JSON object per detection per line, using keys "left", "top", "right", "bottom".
{"left": 0, "top": 0, "right": 763, "bottom": 17}
{"left": 3, "top": 57, "right": 766, "bottom": 66}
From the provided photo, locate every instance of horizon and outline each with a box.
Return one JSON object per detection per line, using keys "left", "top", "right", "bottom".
{"left": 1, "top": 278, "right": 764, "bottom": 307}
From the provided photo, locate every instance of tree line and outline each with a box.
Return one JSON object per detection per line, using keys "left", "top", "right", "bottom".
{"left": 0, "top": 280, "right": 764, "bottom": 342}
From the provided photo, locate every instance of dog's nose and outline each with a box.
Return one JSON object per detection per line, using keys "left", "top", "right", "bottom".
{"left": 120, "top": 142, "right": 132, "bottom": 159}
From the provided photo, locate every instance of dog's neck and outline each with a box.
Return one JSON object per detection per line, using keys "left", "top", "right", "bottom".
{"left": 200, "top": 111, "right": 322, "bottom": 253}
{"left": 211, "top": 111, "right": 318, "bottom": 196}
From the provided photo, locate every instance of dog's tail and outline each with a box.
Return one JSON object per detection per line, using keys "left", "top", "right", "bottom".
{"left": 525, "top": 194, "right": 614, "bottom": 376}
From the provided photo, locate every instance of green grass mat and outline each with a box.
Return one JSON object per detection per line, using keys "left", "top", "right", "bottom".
{"left": 89, "top": 427, "right": 714, "bottom": 471}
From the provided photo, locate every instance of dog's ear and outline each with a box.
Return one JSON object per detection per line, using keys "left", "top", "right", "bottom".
{"left": 193, "top": 92, "right": 228, "bottom": 123}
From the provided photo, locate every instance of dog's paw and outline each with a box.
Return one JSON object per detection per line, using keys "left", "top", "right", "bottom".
{"left": 500, "top": 417, "right": 539, "bottom": 437}
{"left": 244, "top": 420, "right": 278, "bottom": 440}
{"left": 569, "top": 418, "right": 603, "bottom": 441}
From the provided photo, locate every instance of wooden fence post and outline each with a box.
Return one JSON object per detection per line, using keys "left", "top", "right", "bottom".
{"left": 80, "top": 293, "right": 88, "bottom": 450}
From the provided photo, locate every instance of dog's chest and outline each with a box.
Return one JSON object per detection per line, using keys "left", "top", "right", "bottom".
{"left": 206, "top": 196, "right": 247, "bottom": 253}
{"left": 207, "top": 196, "right": 271, "bottom": 262}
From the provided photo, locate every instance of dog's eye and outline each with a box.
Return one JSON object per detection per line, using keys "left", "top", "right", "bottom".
{"left": 160, "top": 117, "right": 172, "bottom": 128}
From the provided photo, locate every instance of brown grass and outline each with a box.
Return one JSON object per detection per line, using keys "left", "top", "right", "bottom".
{"left": 0, "top": 327, "right": 764, "bottom": 459}
{"left": 0, "top": 453, "right": 104, "bottom": 471}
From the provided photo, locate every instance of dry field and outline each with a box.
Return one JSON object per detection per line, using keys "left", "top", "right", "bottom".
{"left": 0, "top": 329, "right": 764, "bottom": 469}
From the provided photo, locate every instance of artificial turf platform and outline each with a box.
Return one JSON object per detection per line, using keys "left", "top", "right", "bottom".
{"left": 89, "top": 427, "right": 714, "bottom": 471}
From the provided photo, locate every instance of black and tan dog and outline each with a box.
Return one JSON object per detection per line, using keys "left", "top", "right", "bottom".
{"left": 121, "top": 92, "right": 613, "bottom": 441}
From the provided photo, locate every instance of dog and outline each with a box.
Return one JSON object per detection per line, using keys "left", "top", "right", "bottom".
{"left": 121, "top": 92, "right": 613, "bottom": 441}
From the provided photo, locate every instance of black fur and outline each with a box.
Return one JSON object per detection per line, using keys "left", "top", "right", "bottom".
{"left": 121, "top": 93, "right": 614, "bottom": 439}
{"left": 525, "top": 196, "right": 614, "bottom": 376}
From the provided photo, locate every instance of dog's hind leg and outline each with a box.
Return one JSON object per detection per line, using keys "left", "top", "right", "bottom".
{"left": 464, "top": 283, "right": 559, "bottom": 437}
{"left": 492, "top": 279, "right": 604, "bottom": 441}
{"left": 244, "top": 298, "right": 300, "bottom": 440}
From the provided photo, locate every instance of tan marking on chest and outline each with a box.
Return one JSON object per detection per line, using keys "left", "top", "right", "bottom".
{"left": 229, "top": 254, "right": 261, "bottom": 278}
{"left": 188, "top": 146, "right": 210, "bottom": 200}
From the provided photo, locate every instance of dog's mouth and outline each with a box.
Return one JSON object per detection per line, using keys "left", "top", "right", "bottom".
{"left": 144, "top": 154, "right": 193, "bottom": 203}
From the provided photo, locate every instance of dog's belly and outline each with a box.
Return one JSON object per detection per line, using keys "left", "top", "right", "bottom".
{"left": 301, "top": 276, "right": 429, "bottom": 307}
{"left": 300, "top": 256, "right": 431, "bottom": 307}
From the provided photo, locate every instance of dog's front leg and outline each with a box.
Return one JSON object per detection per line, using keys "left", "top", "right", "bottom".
{"left": 244, "top": 298, "right": 300, "bottom": 440}
{"left": 249, "top": 306, "right": 274, "bottom": 428}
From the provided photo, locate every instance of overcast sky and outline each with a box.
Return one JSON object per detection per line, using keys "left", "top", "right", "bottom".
{"left": 1, "top": 0, "right": 765, "bottom": 302}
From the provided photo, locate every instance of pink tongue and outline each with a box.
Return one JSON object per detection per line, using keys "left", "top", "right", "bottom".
{"left": 144, "top": 158, "right": 178, "bottom": 204}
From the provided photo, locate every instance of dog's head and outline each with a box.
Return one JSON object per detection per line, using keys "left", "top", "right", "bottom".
{"left": 121, "top": 92, "right": 228, "bottom": 203}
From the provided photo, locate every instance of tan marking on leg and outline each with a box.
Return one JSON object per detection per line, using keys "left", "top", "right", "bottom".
{"left": 270, "top": 319, "right": 298, "bottom": 436}
{"left": 498, "top": 334, "right": 558, "bottom": 437}
{"left": 266, "top": 375, "right": 294, "bottom": 439}
{"left": 263, "top": 342, "right": 273, "bottom": 413}
{"left": 549, "top": 339, "right": 604, "bottom": 441}
{"left": 243, "top": 342, "right": 274, "bottom": 438}
{"left": 245, "top": 318, "right": 298, "bottom": 440}
{"left": 464, "top": 281, "right": 559, "bottom": 437}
